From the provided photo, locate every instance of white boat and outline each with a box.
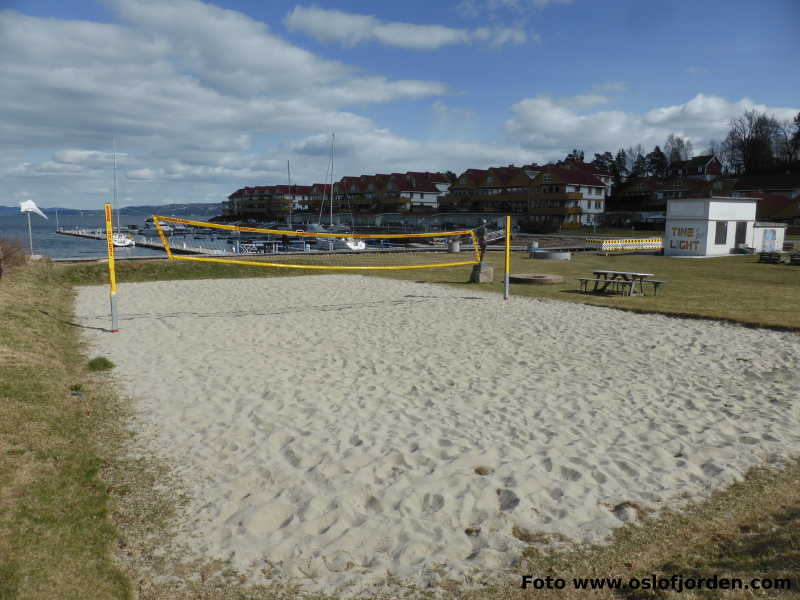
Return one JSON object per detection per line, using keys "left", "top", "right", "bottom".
{"left": 306, "top": 223, "right": 366, "bottom": 251}
{"left": 112, "top": 232, "right": 135, "bottom": 247}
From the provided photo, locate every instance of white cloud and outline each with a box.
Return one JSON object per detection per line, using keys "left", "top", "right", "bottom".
{"left": 686, "top": 66, "right": 709, "bottom": 75}
{"left": 290, "top": 129, "right": 544, "bottom": 174}
{"left": 284, "top": 6, "right": 528, "bottom": 50}
{"left": 506, "top": 93, "right": 800, "bottom": 155}
{"left": 0, "top": 1, "right": 459, "bottom": 207}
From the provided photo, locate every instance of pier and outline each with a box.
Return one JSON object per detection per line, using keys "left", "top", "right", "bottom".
{"left": 56, "top": 228, "right": 222, "bottom": 255}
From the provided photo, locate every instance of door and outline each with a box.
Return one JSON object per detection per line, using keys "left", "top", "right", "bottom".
{"left": 735, "top": 221, "right": 747, "bottom": 247}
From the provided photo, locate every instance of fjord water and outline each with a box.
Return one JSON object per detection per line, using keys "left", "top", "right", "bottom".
{"left": 0, "top": 212, "right": 198, "bottom": 259}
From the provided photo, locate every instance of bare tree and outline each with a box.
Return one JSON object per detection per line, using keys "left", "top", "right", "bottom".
{"left": 722, "top": 109, "right": 782, "bottom": 174}
{"left": 664, "top": 134, "right": 692, "bottom": 163}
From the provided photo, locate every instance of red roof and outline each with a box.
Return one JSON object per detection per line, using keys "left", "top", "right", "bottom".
{"left": 545, "top": 166, "right": 604, "bottom": 187}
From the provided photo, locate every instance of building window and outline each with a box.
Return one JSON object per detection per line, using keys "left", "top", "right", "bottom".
{"left": 715, "top": 221, "right": 728, "bottom": 245}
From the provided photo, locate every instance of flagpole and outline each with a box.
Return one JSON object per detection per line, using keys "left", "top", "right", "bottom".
{"left": 27, "top": 212, "right": 33, "bottom": 255}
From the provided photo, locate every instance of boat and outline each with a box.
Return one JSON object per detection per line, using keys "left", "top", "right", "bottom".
{"left": 307, "top": 223, "right": 366, "bottom": 251}
{"left": 112, "top": 232, "right": 135, "bottom": 247}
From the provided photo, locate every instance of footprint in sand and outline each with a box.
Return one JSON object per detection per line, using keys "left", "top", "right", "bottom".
{"left": 496, "top": 489, "right": 520, "bottom": 512}
{"left": 422, "top": 493, "right": 445, "bottom": 514}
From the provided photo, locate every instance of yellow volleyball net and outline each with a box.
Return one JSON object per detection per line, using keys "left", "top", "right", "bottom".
{"left": 152, "top": 216, "right": 481, "bottom": 271}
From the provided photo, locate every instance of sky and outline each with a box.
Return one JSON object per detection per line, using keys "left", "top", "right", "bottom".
{"left": 1, "top": 0, "right": 799, "bottom": 209}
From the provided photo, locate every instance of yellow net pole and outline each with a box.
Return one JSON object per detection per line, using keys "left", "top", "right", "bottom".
{"left": 153, "top": 216, "right": 173, "bottom": 259}
{"left": 503, "top": 215, "right": 511, "bottom": 300}
{"left": 104, "top": 203, "right": 119, "bottom": 332}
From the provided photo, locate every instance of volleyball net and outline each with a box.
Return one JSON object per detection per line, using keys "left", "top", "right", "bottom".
{"left": 151, "top": 216, "right": 481, "bottom": 271}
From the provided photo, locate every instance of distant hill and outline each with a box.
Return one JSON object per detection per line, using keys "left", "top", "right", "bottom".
{"left": 118, "top": 203, "right": 222, "bottom": 217}
{"left": 0, "top": 202, "right": 222, "bottom": 217}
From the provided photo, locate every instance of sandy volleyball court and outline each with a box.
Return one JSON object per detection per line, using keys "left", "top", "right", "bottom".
{"left": 76, "top": 275, "right": 800, "bottom": 595}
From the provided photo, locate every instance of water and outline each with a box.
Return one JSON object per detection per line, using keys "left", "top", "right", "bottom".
{"left": 0, "top": 212, "right": 209, "bottom": 259}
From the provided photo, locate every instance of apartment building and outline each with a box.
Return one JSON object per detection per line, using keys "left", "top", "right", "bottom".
{"left": 441, "top": 164, "right": 606, "bottom": 227}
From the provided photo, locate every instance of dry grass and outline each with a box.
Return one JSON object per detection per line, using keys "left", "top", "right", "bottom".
{"left": 0, "top": 262, "right": 129, "bottom": 599}
{"left": 2, "top": 255, "right": 799, "bottom": 598}
{"left": 0, "top": 237, "right": 27, "bottom": 278}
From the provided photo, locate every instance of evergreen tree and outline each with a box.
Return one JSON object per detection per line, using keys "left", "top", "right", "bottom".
{"left": 646, "top": 146, "right": 668, "bottom": 178}
{"left": 592, "top": 151, "right": 614, "bottom": 172}
{"left": 612, "top": 149, "right": 628, "bottom": 184}
{"left": 630, "top": 154, "right": 647, "bottom": 178}
{"left": 565, "top": 148, "right": 585, "bottom": 163}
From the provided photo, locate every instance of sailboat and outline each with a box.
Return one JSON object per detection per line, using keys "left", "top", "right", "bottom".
{"left": 111, "top": 138, "right": 135, "bottom": 247}
{"left": 315, "top": 133, "right": 366, "bottom": 251}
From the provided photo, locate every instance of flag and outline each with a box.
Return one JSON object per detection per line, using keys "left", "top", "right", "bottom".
{"left": 20, "top": 200, "right": 47, "bottom": 219}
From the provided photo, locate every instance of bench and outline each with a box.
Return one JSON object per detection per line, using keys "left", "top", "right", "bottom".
{"left": 790, "top": 253, "right": 800, "bottom": 266}
{"left": 576, "top": 277, "right": 633, "bottom": 295}
{"left": 758, "top": 252, "right": 784, "bottom": 264}
{"left": 642, "top": 279, "right": 667, "bottom": 296}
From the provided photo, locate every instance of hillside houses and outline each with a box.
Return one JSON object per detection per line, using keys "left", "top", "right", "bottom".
{"left": 668, "top": 155, "right": 722, "bottom": 180}
{"left": 221, "top": 153, "right": 800, "bottom": 232}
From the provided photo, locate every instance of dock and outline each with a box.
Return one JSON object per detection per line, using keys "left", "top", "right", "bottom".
{"left": 56, "top": 228, "right": 219, "bottom": 255}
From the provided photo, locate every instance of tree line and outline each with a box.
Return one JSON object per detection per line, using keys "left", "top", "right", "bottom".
{"left": 566, "top": 109, "right": 800, "bottom": 181}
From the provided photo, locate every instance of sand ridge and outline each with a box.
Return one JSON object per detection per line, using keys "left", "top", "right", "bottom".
{"left": 75, "top": 275, "right": 800, "bottom": 595}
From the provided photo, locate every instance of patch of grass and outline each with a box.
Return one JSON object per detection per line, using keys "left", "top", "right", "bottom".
{"left": 0, "top": 262, "right": 130, "bottom": 599}
{"left": 88, "top": 356, "right": 115, "bottom": 372}
{"left": 0, "top": 236, "right": 28, "bottom": 277}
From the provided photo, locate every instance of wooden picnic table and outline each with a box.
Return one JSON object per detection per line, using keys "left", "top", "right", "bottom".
{"left": 590, "top": 270, "right": 655, "bottom": 296}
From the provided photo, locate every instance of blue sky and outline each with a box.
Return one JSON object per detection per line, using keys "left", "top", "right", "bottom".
{"left": 1, "top": 0, "right": 798, "bottom": 208}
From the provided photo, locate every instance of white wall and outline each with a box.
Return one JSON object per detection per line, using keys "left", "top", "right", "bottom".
{"left": 708, "top": 200, "right": 756, "bottom": 221}
{"left": 664, "top": 221, "right": 707, "bottom": 255}
{"left": 667, "top": 199, "right": 707, "bottom": 218}
{"left": 753, "top": 226, "right": 786, "bottom": 251}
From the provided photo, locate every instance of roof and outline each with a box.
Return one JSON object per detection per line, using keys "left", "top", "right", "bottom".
{"left": 750, "top": 193, "right": 793, "bottom": 219}
{"left": 734, "top": 172, "right": 800, "bottom": 191}
{"left": 453, "top": 169, "right": 489, "bottom": 188}
{"left": 670, "top": 155, "right": 717, "bottom": 170}
{"left": 544, "top": 166, "right": 604, "bottom": 187}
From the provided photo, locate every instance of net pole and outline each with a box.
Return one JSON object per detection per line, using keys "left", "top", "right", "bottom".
{"left": 104, "top": 203, "right": 119, "bottom": 332}
{"left": 504, "top": 215, "right": 511, "bottom": 300}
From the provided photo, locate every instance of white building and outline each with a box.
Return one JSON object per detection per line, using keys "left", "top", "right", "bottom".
{"left": 664, "top": 196, "right": 785, "bottom": 256}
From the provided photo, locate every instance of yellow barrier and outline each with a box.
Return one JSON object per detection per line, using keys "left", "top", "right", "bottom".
{"left": 586, "top": 237, "right": 663, "bottom": 252}
{"left": 152, "top": 216, "right": 481, "bottom": 271}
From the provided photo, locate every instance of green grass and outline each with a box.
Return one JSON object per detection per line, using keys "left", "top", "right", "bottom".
{"left": 87, "top": 357, "right": 115, "bottom": 372}
{"left": 0, "top": 262, "right": 130, "bottom": 600}
{"left": 2, "top": 254, "right": 799, "bottom": 599}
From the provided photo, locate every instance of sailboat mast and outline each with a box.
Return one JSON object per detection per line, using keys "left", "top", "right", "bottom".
{"left": 330, "top": 133, "right": 335, "bottom": 227}
{"left": 113, "top": 137, "right": 119, "bottom": 233}
{"left": 287, "top": 159, "right": 292, "bottom": 228}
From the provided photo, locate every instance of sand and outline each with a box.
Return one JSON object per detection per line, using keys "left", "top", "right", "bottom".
{"left": 75, "top": 275, "right": 800, "bottom": 595}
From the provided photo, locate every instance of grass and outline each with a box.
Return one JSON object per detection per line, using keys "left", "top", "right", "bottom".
{"left": 88, "top": 357, "right": 115, "bottom": 372}
{"left": 2, "top": 253, "right": 799, "bottom": 598}
{"left": 0, "top": 261, "right": 130, "bottom": 600}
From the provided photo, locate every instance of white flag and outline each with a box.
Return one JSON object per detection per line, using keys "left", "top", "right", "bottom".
{"left": 20, "top": 200, "right": 48, "bottom": 219}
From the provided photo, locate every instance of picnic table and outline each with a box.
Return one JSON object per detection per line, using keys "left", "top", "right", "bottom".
{"left": 577, "top": 270, "right": 665, "bottom": 296}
